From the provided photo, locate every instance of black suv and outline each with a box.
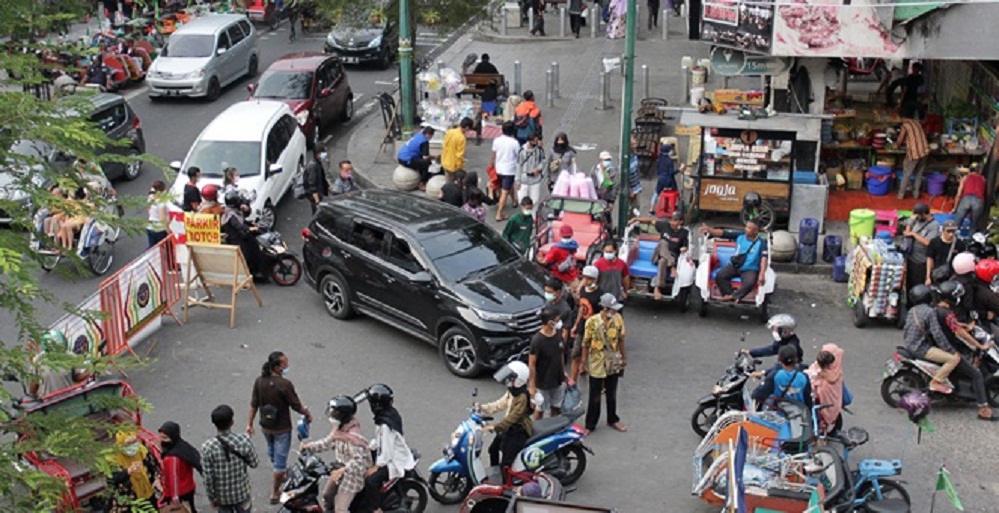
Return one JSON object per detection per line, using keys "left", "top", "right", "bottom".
{"left": 302, "top": 190, "right": 546, "bottom": 377}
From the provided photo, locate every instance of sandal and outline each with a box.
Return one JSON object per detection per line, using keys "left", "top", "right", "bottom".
{"left": 610, "top": 422, "right": 628, "bottom": 432}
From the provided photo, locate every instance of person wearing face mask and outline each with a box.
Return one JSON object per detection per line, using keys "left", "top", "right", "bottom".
{"left": 516, "top": 132, "right": 548, "bottom": 206}
{"left": 544, "top": 276, "right": 575, "bottom": 337}
{"left": 593, "top": 240, "right": 631, "bottom": 302}
{"left": 107, "top": 432, "right": 158, "bottom": 509}
{"left": 247, "top": 351, "right": 313, "bottom": 504}
{"left": 530, "top": 305, "right": 569, "bottom": 419}
{"left": 700, "top": 220, "right": 769, "bottom": 302}
{"left": 549, "top": 132, "right": 577, "bottom": 175}
{"left": 304, "top": 150, "right": 332, "bottom": 213}
{"left": 571, "top": 266, "right": 602, "bottom": 380}
{"left": 744, "top": 314, "right": 803, "bottom": 363}
{"left": 331, "top": 160, "right": 359, "bottom": 196}
{"left": 159, "top": 421, "right": 203, "bottom": 513}
{"left": 479, "top": 362, "right": 534, "bottom": 477}
{"left": 903, "top": 202, "right": 940, "bottom": 290}
{"left": 592, "top": 151, "right": 620, "bottom": 204}
{"left": 301, "top": 395, "right": 374, "bottom": 512}
{"left": 502, "top": 196, "right": 535, "bottom": 255}
{"left": 581, "top": 294, "right": 628, "bottom": 434}
{"left": 539, "top": 224, "right": 581, "bottom": 289}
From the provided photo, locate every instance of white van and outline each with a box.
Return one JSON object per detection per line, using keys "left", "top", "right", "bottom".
{"left": 148, "top": 14, "right": 258, "bottom": 101}
{"left": 170, "top": 101, "right": 307, "bottom": 228}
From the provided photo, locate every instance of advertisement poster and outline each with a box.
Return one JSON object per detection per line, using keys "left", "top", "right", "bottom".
{"left": 49, "top": 292, "right": 106, "bottom": 357}
{"left": 772, "top": 2, "right": 903, "bottom": 58}
{"left": 117, "top": 247, "right": 166, "bottom": 337}
{"left": 701, "top": 1, "right": 773, "bottom": 54}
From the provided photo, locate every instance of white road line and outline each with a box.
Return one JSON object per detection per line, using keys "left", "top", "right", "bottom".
{"left": 375, "top": 80, "right": 396, "bottom": 86}
{"left": 362, "top": 100, "right": 376, "bottom": 110}
{"left": 124, "top": 86, "right": 148, "bottom": 101}
{"left": 353, "top": 93, "right": 364, "bottom": 103}
{"left": 393, "top": 77, "right": 399, "bottom": 82}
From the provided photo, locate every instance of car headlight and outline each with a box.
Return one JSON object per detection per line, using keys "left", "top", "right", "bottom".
{"left": 472, "top": 307, "right": 514, "bottom": 323}
{"left": 295, "top": 110, "right": 310, "bottom": 125}
{"left": 367, "top": 35, "right": 382, "bottom": 48}
{"left": 185, "top": 68, "right": 206, "bottom": 79}
{"left": 326, "top": 34, "right": 340, "bottom": 48}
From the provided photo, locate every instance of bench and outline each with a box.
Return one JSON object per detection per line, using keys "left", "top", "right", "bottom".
{"left": 461, "top": 73, "right": 505, "bottom": 97}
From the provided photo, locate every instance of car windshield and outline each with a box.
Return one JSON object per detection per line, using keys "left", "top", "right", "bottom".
{"left": 254, "top": 71, "right": 313, "bottom": 100}
{"left": 185, "top": 141, "right": 260, "bottom": 178}
{"left": 163, "top": 35, "right": 215, "bottom": 58}
{"left": 423, "top": 223, "right": 521, "bottom": 283}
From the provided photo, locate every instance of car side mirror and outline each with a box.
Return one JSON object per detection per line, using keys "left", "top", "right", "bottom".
{"left": 216, "top": 47, "right": 228, "bottom": 55}
{"left": 247, "top": 83, "right": 256, "bottom": 94}
{"left": 410, "top": 271, "right": 432, "bottom": 284}
{"left": 169, "top": 160, "right": 182, "bottom": 170}
{"left": 319, "top": 87, "right": 332, "bottom": 98}
{"left": 268, "top": 163, "right": 282, "bottom": 176}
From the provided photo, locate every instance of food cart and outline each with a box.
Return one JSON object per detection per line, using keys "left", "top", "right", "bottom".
{"left": 847, "top": 239, "right": 906, "bottom": 328}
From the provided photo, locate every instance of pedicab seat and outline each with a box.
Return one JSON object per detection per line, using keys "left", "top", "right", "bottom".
{"left": 629, "top": 239, "right": 659, "bottom": 279}
{"left": 710, "top": 242, "right": 741, "bottom": 283}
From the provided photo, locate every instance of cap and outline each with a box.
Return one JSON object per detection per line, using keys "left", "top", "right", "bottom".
{"left": 913, "top": 202, "right": 930, "bottom": 215}
{"left": 670, "top": 210, "right": 683, "bottom": 220}
{"left": 582, "top": 265, "right": 599, "bottom": 279}
{"left": 559, "top": 225, "right": 574, "bottom": 238}
{"left": 599, "top": 151, "right": 612, "bottom": 160}
{"left": 942, "top": 220, "right": 958, "bottom": 231}
{"left": 599, "top": 293, "right": 623, "bottom": 310}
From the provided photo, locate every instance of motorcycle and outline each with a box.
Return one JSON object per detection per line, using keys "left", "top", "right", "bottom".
{"left": 427, "top": 390, "right": 591, "bottom": 505}
{"left": 691, "top": 350, "right": 759, "bottom": 437}
{"left": 278, "top": 447, "right": 429, "bottom": 513}
{"left": 967, "top": 231, "right": 998, "bottom": 260}
{"left": 881, "top": 326, "right": 999, "bottom": 408}
{"left": 257, "top": 227, "right": 302, "bottom": 286}
{"left": 459, "top": 470, "right": 566, "bottom": 513}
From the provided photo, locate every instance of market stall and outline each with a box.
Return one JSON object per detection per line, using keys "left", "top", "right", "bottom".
{"left": 847, "top": 239, "right": 906, "bottom": 328}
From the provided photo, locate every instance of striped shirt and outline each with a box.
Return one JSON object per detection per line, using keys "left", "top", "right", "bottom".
{"left": 897, "top": 119, "right": 930, "bottom": 161}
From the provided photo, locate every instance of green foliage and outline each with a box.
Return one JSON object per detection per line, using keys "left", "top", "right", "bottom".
{"left": 315, "top": 0, "right": 488, "bottom": 35}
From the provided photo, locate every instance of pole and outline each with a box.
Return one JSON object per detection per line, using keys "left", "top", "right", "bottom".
{"left": 399, "top": 0, "right": 414, "bottom": 137}
{"left": 599, "top": 70, "right": 608, "bottom": 110}
{"left": 529, "top": 7, "right": 535, "bottom": 33}
{"left": 642, "top": 64, "right": 649, "bottom": 99}
{"left": 514, "top": 60, "right": 522, "bottom": 94}
{"left": 552, "top": 61, "right": 561, "bottom": 98}
{"left": 617, "top": 0, "right": 637, "bottom": 236}
{"left": 662, "top": 8, "right": 669, "bottom": 40}
{"left": 501, "top": 6, "right": 508, "bottom": 36}
{"left": 546, "top": 68, "right": 554, "bottom": 107}
{"left": 560, "top": 6, "right": 567, "bottom": 37}
{"left": 590, "top": 5, "right": 598, "bottom": 38}
{"left": 437, "top": 60, "right": 445, "bottom": 75}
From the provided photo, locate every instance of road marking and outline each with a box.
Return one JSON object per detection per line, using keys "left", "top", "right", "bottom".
{"left": 124, "top": 86, "right": 148, "bottom": 101}
{"left": 375, "top": 80, "right": 396, "bottom": 86}
{"left": 353, "top": 93, "right": 364, "bottom": 103}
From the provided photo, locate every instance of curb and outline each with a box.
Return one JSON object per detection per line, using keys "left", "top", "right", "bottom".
{"left": 473, "top": 31, "right": 575, "bottom": 43}
{"left": 771, "top": 261, "right": 834, "bottom": 277}
{"left": 342, "top": 112, "right": 388, "bottom": 191}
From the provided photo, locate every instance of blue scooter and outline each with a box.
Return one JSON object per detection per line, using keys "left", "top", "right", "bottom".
{"left": 427, "top": 390, "right": 591, "bottom": 505}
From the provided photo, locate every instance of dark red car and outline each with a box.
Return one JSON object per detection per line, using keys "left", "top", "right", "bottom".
{"left": 248, "top": 52, "right": 354, "bottom": 149}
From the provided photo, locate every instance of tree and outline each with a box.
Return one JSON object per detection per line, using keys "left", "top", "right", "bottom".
{"left": 0, "top": 2, "right": 156, "bottom": 510}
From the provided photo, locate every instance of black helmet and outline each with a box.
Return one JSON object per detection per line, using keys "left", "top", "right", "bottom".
{"left": 908, "top": 284, "right": 933, "bottom": 306}
{"left": 367, "top": 383, "right": 394, "bottom": 413}
{"left": 743, "top": 192, "right": 762, "bottom": 209}
{"left": 224, "top": 189, "right": 241, "bottom": 208}
{"left": 325, "top": 395, "right": 357, "bottom": 424}
{"left": 935, "top": 280, "right": 965, "bottom": 305}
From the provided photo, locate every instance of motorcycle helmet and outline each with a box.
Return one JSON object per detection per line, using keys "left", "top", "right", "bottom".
{"left": 935, "top": 280, "right": 965, "bottom": 305}
{"left": 908, "top": 284, "right": 933, "bottom": 306}
{"left": 742, "top": 192, "right": 762, "bottom": 210}
{"left": 201, "top": 184, "right": 219, "bottom": 202}
{"left": 366, "top": 383, "right": 394, "bottom": 413}
{"left": 39, "top": 329, "right": 68, "bottom": 354}
{"left": 976, "top": 259, "right": 999, "bottom": 285}
{"left": 952, "top": 252, "right": 977, "bottom": 276}
{"left": 897, "top": 390, "right": 931, "bottom": 424}
{"left": 493, "top": 361, "right": 530, "bottom": 388}
{"left": 766, "top": 314, "right": 796, "bottom": 339}
{"left": 224, "top": 190, "right": 241, "bottom": 208}
{"left": 325, "top": 395, "right": 357, "bottom": 424}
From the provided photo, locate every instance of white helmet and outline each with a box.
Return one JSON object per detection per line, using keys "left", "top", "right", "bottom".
{"left": 494, "top": 361, "right": 530, "bottom": 388}
{"left": 952, "top": 252, "right": 977, "bottom": 276}
{"left": 766, "top": 314, "right": 797, "bottom": 338}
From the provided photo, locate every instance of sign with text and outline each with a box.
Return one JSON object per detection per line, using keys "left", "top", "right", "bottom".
{"left": 701, "top": 2, "right": 773, "bottom": 54}
{"left": 183, "top": 213, "right": 221, "bottom": 245}
{"left": 711, "top": 47, "right": 791, "bottom": 76}
{"left": 699, "top": 178, "right": 790, "bottom": 213}
{"left": 726, "top": 142, "right": 770, "bottom": 173}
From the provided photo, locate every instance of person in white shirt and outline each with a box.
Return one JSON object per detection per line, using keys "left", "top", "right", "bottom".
{"left": 147, "top": 180, "right": 170, "bottom": 248}
{"left": 361, "top": 384, "right": 416, "bottom": 511}
{"left": 489, "top": 121, "right": 522, "bottom": 221}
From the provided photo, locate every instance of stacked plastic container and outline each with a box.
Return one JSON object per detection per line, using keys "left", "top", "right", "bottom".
{"left": 797, "top": 218, "right": 819, "bottom": 265}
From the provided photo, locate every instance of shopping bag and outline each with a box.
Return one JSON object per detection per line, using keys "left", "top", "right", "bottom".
{"left": 561, "top": 384, "right": 582, "bottom": 413}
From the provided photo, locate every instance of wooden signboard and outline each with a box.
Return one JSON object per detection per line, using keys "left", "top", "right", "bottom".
{"left": 183, "top": 243, "right": 262, "bottom": 328}
{"left": 698, "top": 177, "right": 790, "bottom": 213}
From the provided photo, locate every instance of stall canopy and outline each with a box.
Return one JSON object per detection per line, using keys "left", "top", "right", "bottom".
{"left": 664, "top": 108, "right": 829, "bottom": 142}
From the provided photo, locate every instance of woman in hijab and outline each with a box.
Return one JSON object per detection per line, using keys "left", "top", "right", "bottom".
{"left": 549, "top": 132, "right": 577, "bottom": 176}
{"left": 158, "top": 421, "right": 202, "bottom": 512}
{"left": 107, "top": 431, "right": 158, "bottom": 510}
{"left": 607, "top": 0, "right": 627, "bottom": 39}
{"left": 806, "top": 343, "right": 845, "bottom": 436}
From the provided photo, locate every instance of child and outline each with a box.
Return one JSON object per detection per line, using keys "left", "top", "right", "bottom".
{"left": 462, "top": 187, "right": 487, "bottom": 223}
{"left": 480, "top": 361, "right": 534, "bottom": 475}
{"left": 539, "top": 225, "right": 580, "bottom": 289}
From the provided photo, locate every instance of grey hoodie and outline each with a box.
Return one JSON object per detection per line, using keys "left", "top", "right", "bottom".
{"left": 517, "top": 143, "right": 549, "bottom": 186}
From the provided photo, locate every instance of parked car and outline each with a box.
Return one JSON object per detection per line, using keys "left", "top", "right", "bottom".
{"left": 323, "top": 17, "right": 398, "bottom": 69}
{"left": 302, "top": 190, "right": 546, "bottom": 377}
{"left": 148, "top": 14, "right": 259, "bottom": 101}
{"left": 169, "top": 100, "right": 307, "bottom": 229}
{"left": 248, "top": 52, "right": 354, "bottom": 149}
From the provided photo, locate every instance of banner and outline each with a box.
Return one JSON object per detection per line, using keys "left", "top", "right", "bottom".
{"left": 701, "top": 1, "right": 773, "bottom": 54}
{"left": 115, "top": 246, "right": 167, "bottom": 337}
{"left": 772, "top": 2, "right": 903, "bottom": 58}
{"left": 184, "top": 213, "right": 221, "bottom": 245}
{"left": 49, "top": 291, "right": 106, "bottom": 357}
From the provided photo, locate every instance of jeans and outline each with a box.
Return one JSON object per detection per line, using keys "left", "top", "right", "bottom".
{"left": 488, "top": 424, "right": 530, "bottom": 468}
{"left": 217, "top": 499, "right": 251, "bottom": 513}
{"left": 715, "top": 265, "right": 759, "bottom": 300}
{"left": 955, "top": 356, "right": 987, "bottom": 405}
{"left": 585, "top": 374, "right": 620, "bottom": 430}
{"left": 954, "top": 195, "right": 983, "bottom": 228}
{"left": 898, "top": 156, "right": 927, "bottom": 199}
{"left": 923, "top": 347, "right": 960, "bottom": 383}
{"left": 264, "top": 430, "right": 292, "bottom": 472}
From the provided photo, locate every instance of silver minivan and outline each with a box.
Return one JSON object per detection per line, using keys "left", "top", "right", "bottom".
{"left": 148, "top": 14, "right": 258, "bottom": 101}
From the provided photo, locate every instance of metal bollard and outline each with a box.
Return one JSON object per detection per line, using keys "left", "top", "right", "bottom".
{"left": 514, "top": 60, "right": 522, "bottom": 94}
{"left": 590, "top": 5, "right": 598, "bottom": 38}
{"left": 529, "top": 7, "right": 535, "bottom": 33}
{"left": 501, "top": 7, "right": 508, "bottom": 36}
{"left": 663, "top": 8, "right": 669, "bottom": 40}
{"left": 552, "top": 61, "right": 560, "bottom": 98}
{"left": 546, "top": 69, "right": 554, "bottom": 107}
{"left": 642, "top": 64, "right": 650, "bottom": 99}
{"left": 559, "top": 7, "right": 567, "bottom": 37}
{"left": 598, "top": 70, "right": 609, "bottom": 110}
{"left": 437, "top": 60, "right": 444, "bottom": 74}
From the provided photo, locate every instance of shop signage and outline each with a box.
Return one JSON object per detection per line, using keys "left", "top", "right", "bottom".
{"left": 701, "top": 1, "right": 774, "bottom": 54}
{"left": 726, "top": 141, "right": 770, "bottom": 173}
{"left": 713, "top": 89, "right": 766, "bottom": 107}
{"left": 711, "top": 48, "right": 791, "bottom": 76}
{"left": 184, "top": 213, "right": 221, "bottom": 245}
{"left": 699, "top": 178, "right": 791, "bottom": 213}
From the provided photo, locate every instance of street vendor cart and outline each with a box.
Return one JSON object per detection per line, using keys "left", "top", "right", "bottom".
{"left": 848, "top": 239, "right": 906, "bottom": 328}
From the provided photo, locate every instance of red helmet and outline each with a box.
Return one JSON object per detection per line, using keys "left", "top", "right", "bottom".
{"left": 201, "top": 184, "right": 218, "bottom": 202}
{"left": 976, "top": 258, "right": 999, "bottom": 284}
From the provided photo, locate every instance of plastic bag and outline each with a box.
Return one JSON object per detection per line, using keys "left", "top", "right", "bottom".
{"left": 561, "top": 384, "right": 582, "bottom": 413}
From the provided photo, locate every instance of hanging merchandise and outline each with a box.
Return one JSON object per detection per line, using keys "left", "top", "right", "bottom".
{"left": 847, "top": 240, "right": 906, "bottom": 328}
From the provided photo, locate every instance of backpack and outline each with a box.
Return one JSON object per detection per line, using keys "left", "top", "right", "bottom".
{"left": 515, "top": 115, "right": 538, "bottom": 141}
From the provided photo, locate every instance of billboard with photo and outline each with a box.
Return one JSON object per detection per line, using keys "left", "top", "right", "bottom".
{"left": 701, "top": 1, "right": 774, "bottom": 55}
{"left": 772, "top": 1, "right": 903, "bottom": 58}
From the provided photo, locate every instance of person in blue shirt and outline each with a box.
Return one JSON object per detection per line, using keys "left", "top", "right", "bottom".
{"left": 771, "top": 345, "right": 812, "bottom": 408}
{"left": 397, "top": 126, "right": 436, "bottom": 189}
{"left": 700, "top": 220, "right": 769, "bottom": 302}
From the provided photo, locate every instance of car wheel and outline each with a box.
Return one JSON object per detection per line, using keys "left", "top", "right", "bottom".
{"left": 340, "top": 95, "right": 354, "bottom": 121}
{"left": 320, "top": 272, "right": 354, "bottom": 319}
{"left": 123, "top": 148, "right": 142, "bottom": 181}
{"left": 206, "top": 77, "right": 221, "bottom": 102}
{"left": 440, "top": 325, "right": 483, "bottom": 378}
{"left": 247, "top": 55, "right": 259, "bottom": 78}
{"left": 257, "top": 201, "right": 275, "bottom": 231}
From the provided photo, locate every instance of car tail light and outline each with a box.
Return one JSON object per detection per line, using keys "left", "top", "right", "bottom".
{"left": 301, "top": 228, "right": 314, "bottom": 241}
{"left": 132, "top": 114, "right": 141, "bottom": 131}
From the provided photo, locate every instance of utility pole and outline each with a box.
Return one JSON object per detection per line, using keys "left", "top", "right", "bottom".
{"left": 399, "top": 0, "right": 415, "bottom": 137}
{"left": 617, "top": 0, "right": 637, "bottom": 237}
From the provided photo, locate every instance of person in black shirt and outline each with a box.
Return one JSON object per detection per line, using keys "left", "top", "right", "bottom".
{"left": 887, "top": 62, "right": 924, "bottom": 119}
{"left": 473, "top": 54, "right": 500, "bottom": 75}
{"left": 303, "top": 150, "right": 331, "bottom": 214}
{"left": 570, "top": 266, "right": 602, "bottom": 380}
{"left": 439, "top": 169, "right": 467, "bottom": 207}
{"left": 925, "top": 220, "right": 965, "bottom": 285}
{"left": 529, "top": 305, "right": 567, "bottom": 419}
{"left": 629, "top": 210, "right": 690, "bottom": 300}
{"left": 182, "top": 167, "right": 202, "bottom": 212}
{"left": 221, "top": 190, "right": 266, "bottom": 281}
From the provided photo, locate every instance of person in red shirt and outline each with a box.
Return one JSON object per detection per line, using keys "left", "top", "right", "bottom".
{"left": 540, "top": 225, "right": 580, "bottom": 288}
{"left": 593, "top": 240, "right": 631, "bottom": 301}
{"left": 953, "top": 166, "right": 987, "bottom": 227}
{"left": 158, "top": 421, "right": 202, "bottom": 512}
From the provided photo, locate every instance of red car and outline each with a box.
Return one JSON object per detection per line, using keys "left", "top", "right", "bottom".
{"left": 248, "top": 52, "right": 354, "bottom": 149}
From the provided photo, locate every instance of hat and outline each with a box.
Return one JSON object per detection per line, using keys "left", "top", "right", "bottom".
{"left": 582, "top": 265, "right": 599, "bottom": 279}
{"left": 913, "top": 202, "right": 930, "bottom": 215}
{"left": 942, "top": 220, "right": 958, "bottom": 231}
{"left": 670, "top": 210, "right": 683, "bottom": 220}
{"left": 599, "top": 293, "right": 623, "bottom": 310}
{"left": 559, "top": 225, "right": 574, "bottom": 238}
{"left": 599, "top": 151, "right": 612, "bottom": 160}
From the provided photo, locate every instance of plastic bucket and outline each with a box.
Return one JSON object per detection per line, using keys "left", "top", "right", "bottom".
{"left": 690, "top": 87, "right": 704, "bottom": 107}
{"left": 691, "top": 66, "right": 706, "bottom": 86}
{"left": 799, "top": 218, "right": 820, "bottom": 246}
{"left": 832, "top": 255, "right": 849, "bottom": 283}
{"left": 849, "top": 208, "right": 876, "bottom": 244}
{"left": 926, "top": 173, "right": 947, "bottom": 197}
{"left": 822, "top": 235, "right": 842, "bottom": 263}
{"left": 867, "top": 176, "right": 891, "bottom": 196}
{"left": 797, "top": 243, "right": 817, "bottom": 265}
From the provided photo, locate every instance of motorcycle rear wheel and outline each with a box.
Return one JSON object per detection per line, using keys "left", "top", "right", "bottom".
{"left": 428, "top": 471, "right": 471, "bottom": 505}
{"left": 691, "top": 402, "right": 721, "bottom": 438}
{"left": 394, "top": 479, "right": 429, "bottom": 512}
{"left": 271, "top": 254, "right": 302, "bottom": 286}
{"left": 550, "top": 444, "right": 586, "bottom": 485}
{"left": 880, "top": 370, "right": 923, "bottom": 408}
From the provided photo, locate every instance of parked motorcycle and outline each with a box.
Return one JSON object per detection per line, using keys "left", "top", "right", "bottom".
{"left": 427, "top": 390, "right": 590, "bottom": 505}
{"left": 967, "top": 232, "right": 998, "bottom": 260}
{"left": 459, "top": 471, "right": 566, "bottom": 513}
{"left": 691, "top": 351, "right": 759, "bottom": 437}
{"left": 257, "top": 227, "right": 302, "bottom": 286}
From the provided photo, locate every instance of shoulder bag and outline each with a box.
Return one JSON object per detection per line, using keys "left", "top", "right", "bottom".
{"left": 217, "top": 435, "right": 252, "bottom": 467}
{"left": 256, "top": 379, "right": 280, "bottom": 430}
{"left": 597, "top": 315, "right": 626, "bottom": 376}
{"left": 729, "top": 237, "right": 760, "bottom": 270}
{"left": 930, "top": 238, "right": 957, "bottom": 283}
